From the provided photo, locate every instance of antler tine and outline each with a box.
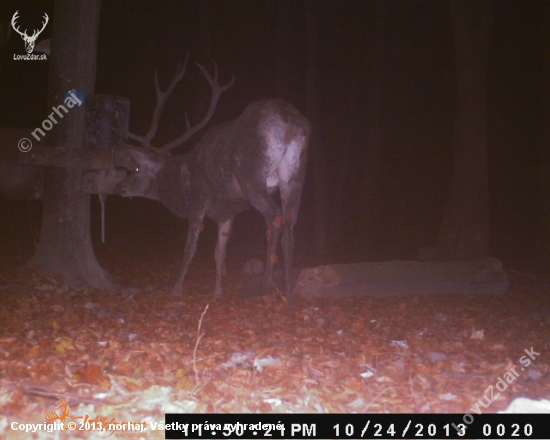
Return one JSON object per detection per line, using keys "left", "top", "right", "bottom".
{"left": 199, "top": 59, "right": 236, "bottom": 93}
{"left": 154, "top": 53, "right": 189, "bottom": 100}
{"left": 159, "top": 60, "right": 234, "bottom": 153}
{"left": 11, "top": 11, "right": 24, "bottom": 37}
{"left": 31, "top": 13, "right": 49, "bottom": 38}
{"left": 116, "top": 111, "right": 146, "bottom": 146}
{"left": 120, "top": 53, "right": 190, "bottom": 151}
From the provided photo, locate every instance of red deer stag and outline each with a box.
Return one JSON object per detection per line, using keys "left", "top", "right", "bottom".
{"left": 116, "top": 55, "right": 310, "bottom": 306}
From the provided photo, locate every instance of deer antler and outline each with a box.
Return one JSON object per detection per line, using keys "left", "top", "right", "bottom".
{"left": 34, "top": 13, "right": 49, "bottom": 39}
{"left": 11, "top": 11, "right": 49, "bottom": 40}
{"left": 119, "top": 53, "right": 190, "bottom": 150}
{"left": 119, "top": 55, "right": 234, "bottom": 154}
{"left": 11, "top": 11, "right": 49, "bottom": 53}
{"left": 158, "top": 60, "right": 234, "bottom": 153}
{"left": 11, "top": 11, "right": 25, "bottom": 39}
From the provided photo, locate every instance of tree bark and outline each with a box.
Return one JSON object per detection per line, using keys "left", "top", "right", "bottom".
{"left": 534, "top": 0, "right": 550, "bottom": 273}
{"left": 276, "top": 0, "right": 292, "bottom": 96}
{"left": 192, "top": 0, "right": 213, "bottom": 138}
{"left": 361, "top": 1, "right": 386, "bottom": 257}
{"left": 423, "top": 1, "right": 492, "bottom": 261}
{"left": 26, "top": 0, "right": 113, "bottom": 290}
{"left": 305, "top": 0, "right": 329, "bottom": 259}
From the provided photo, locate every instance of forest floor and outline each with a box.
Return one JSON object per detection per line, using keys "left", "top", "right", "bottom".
{"left": 0, "top": 240, "right": 549, "bottom": 439}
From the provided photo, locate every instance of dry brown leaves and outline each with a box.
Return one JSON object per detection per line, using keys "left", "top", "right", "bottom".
{"left": 0, "top": 263, "right": 549, "bottom": 439}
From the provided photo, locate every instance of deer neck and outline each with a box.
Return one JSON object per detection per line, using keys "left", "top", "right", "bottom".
{"left": 156, "top": 154, "right": 191, "bottom": 218}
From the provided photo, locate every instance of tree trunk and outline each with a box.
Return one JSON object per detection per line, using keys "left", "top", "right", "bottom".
{"left": 534, "top": 0, "right": 550, "bottom": 273}
{"left": 361, "top": 1, "right": 386, "bottom": 258}
{"left": 423, "top": 0, "right": 492, "bottom": 261}
{"left": 276, "top": 0, "right": 292, "bottom": 96}
{"left": 305, "top": 0, "right": 330, "bottom": 259}
{"left": 192, "top": 0, "right": 213, "bottom": 139}
{"left": 26, "top": 0, "right": 113, "bottom": 290}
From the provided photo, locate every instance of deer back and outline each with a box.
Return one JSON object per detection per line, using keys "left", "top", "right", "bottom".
{"left": 192, "top": 99, "right": 310, "bottom": 214}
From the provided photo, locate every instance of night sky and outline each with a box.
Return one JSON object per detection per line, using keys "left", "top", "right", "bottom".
{"left": 0, "top": 1, "right": 547, "bottom": 272}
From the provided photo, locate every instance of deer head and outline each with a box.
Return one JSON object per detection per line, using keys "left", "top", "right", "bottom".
{"left": 11, "top": 11, "right": 49, "bottom": 54}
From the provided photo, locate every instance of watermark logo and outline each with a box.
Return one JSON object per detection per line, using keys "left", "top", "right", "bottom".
{"left": 18, "top": 90, "right": 84, "bottom": 152}
{"left": 9, "top": 396, "right": 150, "bottom": 437}
{"left": 451, "top": 345, "right": 541, "bottom": 436}
{"left": 11, "top": 10, "right": 49, "bottom": 59}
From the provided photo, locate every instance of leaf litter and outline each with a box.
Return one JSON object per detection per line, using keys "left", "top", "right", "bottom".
{"left": 0, "top": 262, "right": 549, "bottom": 439}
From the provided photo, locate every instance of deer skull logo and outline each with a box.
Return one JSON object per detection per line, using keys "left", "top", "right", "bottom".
{"left": 11, "top": 11, "right": 49, "bottom": 54}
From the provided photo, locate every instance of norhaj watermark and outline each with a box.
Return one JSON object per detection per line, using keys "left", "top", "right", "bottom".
{"left": 11, "top": 10, "right": 49, "bottom": 60}
{"left": 18, "top": 90, "right": 84, "bottom": 152}
{"left": 450, "top": 346, "right": 541, "bottom": 436}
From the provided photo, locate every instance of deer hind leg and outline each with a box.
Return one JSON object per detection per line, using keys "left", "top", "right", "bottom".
{"left": 242, "top": 187, "right": 283, "bottom": 293}
{"left": 264, "top": 211, "right": 283, "bottom": 291}
{"left": 280, "top": 180, "right": 304, "bottom": 306}
{"left": 214, "top": 217, "right": 234, "bottom": 298}
{"left": 170, "top": 212, "right": 206, "bottom": 297}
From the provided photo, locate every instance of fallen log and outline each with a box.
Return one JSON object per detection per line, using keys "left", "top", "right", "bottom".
{"left": 295, "top": 258, "right": 509, "bottom": 300}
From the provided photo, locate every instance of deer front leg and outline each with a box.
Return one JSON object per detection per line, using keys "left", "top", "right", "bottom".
{"left": 240, "top": 185, "right": 282, "bottom": 294}
{"left": 281, "top": 220, "right": 295, "bottom": 303}
{"left": 214, "top": 217, "right": 234, "bottom": 298}
{"left": 264, "top": 212, "right": 283, "bottom": 291}
{"left": 280, "top": 180, "right": 304, "bottom": 307}
{"left": 171, "top": 214, "right": 205, "bottom": 297}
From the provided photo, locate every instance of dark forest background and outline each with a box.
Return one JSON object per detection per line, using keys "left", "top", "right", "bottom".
{"left": 1, "top": 0, "right": 548, "bottom": 275}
